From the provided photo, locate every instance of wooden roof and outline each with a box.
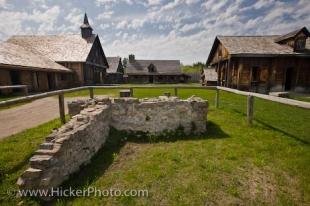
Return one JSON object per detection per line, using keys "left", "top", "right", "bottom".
{"left": 275, "top": 27, "right": 310, "bottom": 43}
{"left": 0, "top": 42, "right": 72, "bottom": 72}
{"left": 126, "top": 59, "right": 182, "bottom": 75}
{"left": 106, "top": 57, "right": 121, "bottom": 73}
{"left": 7, "top": 34, "right": 97, "bottom": 62}
{"left": 217, "top": 35, "right": 296, "bottom": 55}
{"left": 207, "top": 27, "right": 310, "bottom": 65}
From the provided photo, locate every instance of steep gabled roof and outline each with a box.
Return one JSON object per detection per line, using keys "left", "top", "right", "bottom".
{"left": 7, "top": 34, "right": 97, "bottom": 62}
{"left": 126, "top": 59, "right": 181, "bottom": 75}
{"left": 207, "top": 33, "right": 310, "bottom": 65}
{"left": 0, "top": 42, "right": 71, "bottom": 72}
{"left": 106, "top": 57, "right": 122, "bottom": 73}
{"left": 217, "top": 35, "right": 295, "bottom": 55}
{"left": 275, "top": 27, "right": 310, "bottom": 43}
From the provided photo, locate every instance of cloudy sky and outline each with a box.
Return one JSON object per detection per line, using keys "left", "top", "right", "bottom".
{"left": 0, "top": 0, "right": 309, "bottom": 64}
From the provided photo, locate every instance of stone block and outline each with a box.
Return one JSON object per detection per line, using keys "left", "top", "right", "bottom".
{"left": 18, "top": 96, "right": 208, "bottom": 193}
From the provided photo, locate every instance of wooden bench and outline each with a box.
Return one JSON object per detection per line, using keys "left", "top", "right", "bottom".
{"left": 0, "top": 85, "right": 28, "bottom": 96}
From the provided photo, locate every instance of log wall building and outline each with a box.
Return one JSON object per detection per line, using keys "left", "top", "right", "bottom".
{"left": 206, "top": 27, "right": 310, "bottom": 93}
{"left": 125, "top": 54, "right": 190, "bottom": 84}
{"left": 0, "top": 13, "right": 109, "bottom": 95}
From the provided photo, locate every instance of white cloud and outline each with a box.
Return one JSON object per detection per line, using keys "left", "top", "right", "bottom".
{"left": 116, "top": 20, "right": 128, "bottom": 29}
{"left": 179, "top": 22, "right": 202, "bottom": 32}
{"left": 29, "top": 6, "right": 61, "bottom": 33}
{"left": 148, "top": 0, "right": 162, "bottom": 6}
{"left": 0, "top": 5, "right": 61, "bottom": 39}
{"left": 95, "top": 0, "right": 133, "bottom": 6}
{"left": 64, "top": 8, "right": 83, "bottom": 31}
{"left": 97, "top": 11, "right": 114, "bottom": 20}
{"left": 0, "top": 0, "right": 6, "bottom": 7}
{"left": 0, "top": 0, "right": 309, "bottom": 64}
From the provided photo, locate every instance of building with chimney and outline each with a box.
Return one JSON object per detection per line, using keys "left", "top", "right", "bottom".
{"left": 206, "top": 27, "right": 310, "bottom": 93}
{"left": 124, "top": 54, "right": 190, "bottom": 83}
{"left": 0, "top": 13, "right": 108, "bottom": 95}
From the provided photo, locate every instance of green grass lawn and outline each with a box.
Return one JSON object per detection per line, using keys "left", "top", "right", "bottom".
{"left": 288, "top": 93, "right": 310, "bottom": 103}
{"left": 0, "top": 88, "right": 309, "bottom": 205}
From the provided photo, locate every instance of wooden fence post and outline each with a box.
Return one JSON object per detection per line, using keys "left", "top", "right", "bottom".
{"left": 130, "top": 88, "right": 134, "bottom": 97}
{"left": 247, "top": 95, "right": 254, "bottom": 125}
{"left": 58, "top": 93, "right": 65, "bottom": 124}
{"left": 215, "top": 89, "right": 219, "bottom": 108}
{"left": 89, "top": 87, "right": 94, "bottom": 99}
{"left": 174, "top": 87, "right": 178, "bottom": 96}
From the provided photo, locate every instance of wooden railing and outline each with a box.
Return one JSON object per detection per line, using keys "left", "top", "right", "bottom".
{"left": 0, "top": 85, "right": 309, "bottom": 125}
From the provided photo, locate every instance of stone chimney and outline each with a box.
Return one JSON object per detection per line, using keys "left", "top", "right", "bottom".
{"left": 129, "top": 54, "right": 135, "bottom": 62}
{"left": 80, "top": 13, "right": 93, "bottom": 39}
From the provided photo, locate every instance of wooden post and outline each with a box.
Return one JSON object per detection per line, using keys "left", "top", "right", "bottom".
{"left": 130, "top": 88, "right": 133, "bottom": 97}
{"left": 58, "top": 93, "right": 65, "bottom": 124}
{"left": 215, "top": 89, "right": 219, "bottom": 108}
{"left": 237, "top": 59, "right": 242, "bottom": 90}
{"left": 174, "top": 87, "right": 178, "bottom": 96}
{"left": 247, "top": 95, "right": 254, "bottom": 125}
{"left": 89, "top": 87, "right": 94, "bottom": 99}
{"left": 24, "top": 86, "right": 28, "bottom": 96}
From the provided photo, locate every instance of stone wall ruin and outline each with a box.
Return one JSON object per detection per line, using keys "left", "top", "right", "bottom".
{"left": 17, "top": 96, "right": 208, "bottom": 192}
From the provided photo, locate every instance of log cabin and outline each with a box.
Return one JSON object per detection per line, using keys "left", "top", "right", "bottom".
{"left": 105, "top": 57, "right": 124, "bottom": 84}
{"left": 125, "top": 54, "right": 190, "bottom": 83}
{"left": 206, "top": 27, "right": 310, "bottom": 93}
{"left": 0, "top": 42, "right": 73, "bottom": 94}
{"left": 1, "top": 13, "right": 108, "bottom": 95}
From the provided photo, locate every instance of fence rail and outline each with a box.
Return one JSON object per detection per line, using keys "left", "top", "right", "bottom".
{"left": 0, "top": 85, "right": 309, "bottom": 125}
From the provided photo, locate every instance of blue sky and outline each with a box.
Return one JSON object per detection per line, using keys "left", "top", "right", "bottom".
{"left": 0, "top": 0, "right": 309, "bottom": 64}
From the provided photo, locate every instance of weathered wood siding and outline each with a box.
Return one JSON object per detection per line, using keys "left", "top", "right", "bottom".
{"left": 216, "top": 56, "right": 310, "bottom": 93}
{"left": 86, "top": 37, "right": 107, "bottom": 67}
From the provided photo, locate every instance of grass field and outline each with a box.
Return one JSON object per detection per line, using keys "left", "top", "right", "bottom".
{"left": 288, "top": 93, "right": 310, "bottom": 102}
{"left": 0, "top": 88, "right": 309, "bottom": 205}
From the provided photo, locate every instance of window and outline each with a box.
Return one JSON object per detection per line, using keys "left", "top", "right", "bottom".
{"left": 295, "top": 38, "right": 306, "bottom": 51}
{"left": 148, "top": 63, "right": 156, "bottom": 73}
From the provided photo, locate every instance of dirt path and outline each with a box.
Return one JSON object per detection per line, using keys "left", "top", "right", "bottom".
{"left": 0, "top": 96, "right": 93, "bottom": 140}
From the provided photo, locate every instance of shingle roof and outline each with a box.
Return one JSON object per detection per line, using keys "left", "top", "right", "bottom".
{"left": 275, "top": 27, "right": 310, "bottom": 43}
{"left": 0, "top": 42, "right": 71, "bottom": 72}
{"left": 7, "top": 34, "right": 97, "bottom": 62}
{"left": 106, "top": 57, "right": 121, "bottom": 73}
{"left": 126, "top": 59, "right": 181, "bottom": 75}
{"left": 217, "top": 35, "right": 296, "bottom": 55}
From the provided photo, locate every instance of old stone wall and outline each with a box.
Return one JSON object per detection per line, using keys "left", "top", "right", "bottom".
{"left": 18, "top": 96, "right": 208, "bottom": 192}
{"left": 110, "top": 96, "right": 207, "bottom": 134}
{"left": 17, "top": 100, "right": 111, "bottom": 190}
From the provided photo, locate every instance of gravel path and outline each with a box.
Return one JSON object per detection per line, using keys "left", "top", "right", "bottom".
{"left": 0, "top": 96, "right": 91, "bottom": 140}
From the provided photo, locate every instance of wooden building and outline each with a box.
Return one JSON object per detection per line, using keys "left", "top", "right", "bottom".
{"left": 0, "top": 42, "right": 73, "bottom": 94}
{"left": 5, "top": 13, "right": 108, "bottom": 88}
{"left": 125, "top": 54, "right": 190, "bottom": 83}
{"left": 206, "top": 27, "right": 310, "bottom": 93}
{"left": 105, "top": 57, "right": 124, "bottom": 84}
